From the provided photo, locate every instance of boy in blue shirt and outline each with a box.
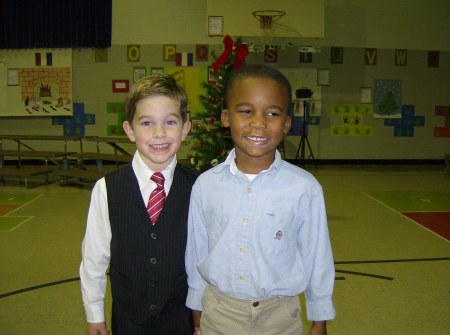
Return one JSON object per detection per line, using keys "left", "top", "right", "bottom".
{"left": 186, "top": 65, "right": 335, "bottom": 335}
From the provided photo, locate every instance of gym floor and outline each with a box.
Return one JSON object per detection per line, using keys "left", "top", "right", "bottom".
{"left": 0, "top": 164, "right": 449, "bottom": 335}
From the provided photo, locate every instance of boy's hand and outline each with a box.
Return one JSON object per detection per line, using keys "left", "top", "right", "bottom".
{"left": 309, "top": 321, "right": 327, "bottom": 335}
{"left": 87, "top": 322, "right": 109, "bottom": 335}
{"left": 192, "top": 310, "right": 202, "bottom": 335}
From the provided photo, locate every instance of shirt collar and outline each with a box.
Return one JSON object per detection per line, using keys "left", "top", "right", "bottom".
{"left": 214, "top": 148, "right": 282, "bottom": 175}
{"left": 132, "top": 150, "right": 177, "bottom": 190}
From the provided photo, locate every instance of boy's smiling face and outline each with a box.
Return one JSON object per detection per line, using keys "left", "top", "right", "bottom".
{"left": 123, "top": 95, "right": 191, "bottom": 172}
{"left": 221, "top": 77, "right": 291, "bottom": 174}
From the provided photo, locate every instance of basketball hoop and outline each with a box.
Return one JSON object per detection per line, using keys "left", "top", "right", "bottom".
{"left": 252, "top": 10, "right": 285, "bottom": 47}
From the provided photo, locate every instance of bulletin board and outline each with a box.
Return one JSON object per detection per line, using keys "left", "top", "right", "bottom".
{"left": 0, "top": 49, "right": 73, "bottom": 117}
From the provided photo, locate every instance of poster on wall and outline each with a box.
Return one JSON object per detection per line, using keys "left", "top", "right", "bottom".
{"left": 373, "top": 79, "right": 402, "bottom": 119}
{"left": 330, "top": 103, "right": 373, "bottom": 136}
{"left": 0, "top": 49, "right": 73, "bottom": 117}
{"left": 166, "top": 67, "right": 206, "bottom": 115}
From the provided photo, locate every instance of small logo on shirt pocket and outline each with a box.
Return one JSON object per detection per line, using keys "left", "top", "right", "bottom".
{"left": 274, "top": 230, "right": 282, "bottom": 240}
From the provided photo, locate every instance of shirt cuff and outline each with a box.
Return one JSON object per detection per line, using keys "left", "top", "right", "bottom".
{"left": 306, "top": 298, "right": 336, "bottom": 321}
{"left": 84, "top": 302, "right": 106, "bottom": 323}
{"left": 186, "top": 287, "right": 203, "bottom": 311}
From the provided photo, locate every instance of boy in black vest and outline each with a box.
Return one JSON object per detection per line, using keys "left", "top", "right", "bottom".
{"left": 80, "top": 74, "right": 197, "bottom": 335}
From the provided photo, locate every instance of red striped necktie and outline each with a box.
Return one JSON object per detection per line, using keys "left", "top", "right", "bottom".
{"left": 147, "top": 172, "right": 166, "bottom": 224}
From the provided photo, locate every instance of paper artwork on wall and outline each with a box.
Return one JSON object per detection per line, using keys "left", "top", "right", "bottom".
{"left": 166, "top": 67, "right": 205, "bottom": 114}
{"left": 330, "top": 103, "right": 373, "bottom": 136}
{"left": 373, "top": 79, "right": 402, "bottom": 118}
{"left": 384, "top": 105, "right": 424, "bottom": 137}
{"left": 22, "top": 67, "right": 73, "bottom": 116}
{"left": 293, "top": 100, "right": 322, "bottom": 117}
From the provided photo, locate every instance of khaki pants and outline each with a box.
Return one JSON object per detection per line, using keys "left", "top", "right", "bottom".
{"left": 201, "top": 285, "right": 303, "bottom": 335}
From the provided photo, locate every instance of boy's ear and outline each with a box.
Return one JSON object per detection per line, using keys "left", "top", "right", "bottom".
{"left": 181, "top": 120, "right": 191, "bottom": 141}
{"left": 123, "top": 121, "right": 136, "bottom": 142}
{"left": 284, "top": 115, "right": 292, "bottom": 135}
{"left": 221, "top": 109, "right": 230, "bottom": 127}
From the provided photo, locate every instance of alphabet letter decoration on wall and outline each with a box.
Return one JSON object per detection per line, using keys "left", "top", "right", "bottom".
{"left": 127, "top": 45, "right": 140, "bottom": 62}
{"left": 365, "top": 48, "right": 377, "bottom": 65}
{"left": 330, "top": 47, "right": 343, "bottom": 64}
{"left": 163, "top": 45, "right": 176, "bottom": 62}
{"left": 395, "top": 49, "right": 407, "bottom": 66}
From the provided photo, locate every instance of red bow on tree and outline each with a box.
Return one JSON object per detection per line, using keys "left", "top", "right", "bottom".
{"left": 212, "top": 35, "right": 249, "bottom": 72}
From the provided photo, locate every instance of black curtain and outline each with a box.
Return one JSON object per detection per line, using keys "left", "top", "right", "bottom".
{"left": 0, "top": 0, "right": 112, "bottom": 49}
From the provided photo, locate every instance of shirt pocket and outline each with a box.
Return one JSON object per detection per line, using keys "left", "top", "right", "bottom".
{"left": 255, "top": 209, "right": 296, "bottom": 256}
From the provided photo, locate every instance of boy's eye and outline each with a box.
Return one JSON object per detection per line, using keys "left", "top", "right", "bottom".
{"left": 268, "top": 111, "right": 280, "bottom": 117}
{"left": 239, "top": 109, "right": 252, "bottom": 114}
{"left": 166, "top": 120, "right": 178, "bottom": 125}
{"left": 142, "top": 121, "right": 152, "bottom": 126}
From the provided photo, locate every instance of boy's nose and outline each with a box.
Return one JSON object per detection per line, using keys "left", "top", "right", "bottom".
{"left": 153, "top": 124, "right": 167, "bottom": 137}
{"left": 250, "top": 114, "right": 267, "bottom": 128}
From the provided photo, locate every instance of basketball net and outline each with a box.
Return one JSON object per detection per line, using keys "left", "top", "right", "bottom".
{"left": 253, "top": 10, "right": 285, "bottom": 48}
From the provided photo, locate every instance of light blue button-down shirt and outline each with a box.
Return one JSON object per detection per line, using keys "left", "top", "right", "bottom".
{"left": 185, "top": 149, "right": 335, "bottom": 321}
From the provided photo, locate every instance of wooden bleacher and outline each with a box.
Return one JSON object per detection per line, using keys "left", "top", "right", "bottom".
{"left": 0, "top": 135, "right": 132, "bottom": 187}
{"left": 0, "top": 135, "right": 81, "bottom": 187}
{"left": 57, "top": 136, "right": 132, "bottom": 184}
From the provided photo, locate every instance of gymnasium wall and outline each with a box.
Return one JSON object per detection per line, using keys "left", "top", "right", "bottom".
{"left": 0, "top": 0, "right": 448, "bottom": 161}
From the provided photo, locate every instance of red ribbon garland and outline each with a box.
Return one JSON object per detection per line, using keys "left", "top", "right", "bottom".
{"left": 212, "top": 35, "right": 249, "bottom": 72}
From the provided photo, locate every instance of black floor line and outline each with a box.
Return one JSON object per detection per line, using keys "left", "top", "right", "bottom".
{"left": 2, "top": 256, "right": 448, "bottom": 299}
{"left": 334, "top": 257, "right": 450, "bottom": 265}
{"left": 0, "top": 277, "right": 80, "bottom": 299}
{"left": 335, "top": 269, "right": 393, "bottom": 280}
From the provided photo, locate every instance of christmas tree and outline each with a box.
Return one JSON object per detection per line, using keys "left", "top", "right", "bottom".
{"left": 189, "top": 36, "right": 249, "bottom": 172}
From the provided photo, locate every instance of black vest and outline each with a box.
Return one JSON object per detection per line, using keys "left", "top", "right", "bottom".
{"left": 105, "top": 163, "right": 197, "bottom": 324}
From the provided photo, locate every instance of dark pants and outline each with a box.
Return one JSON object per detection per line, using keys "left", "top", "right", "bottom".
{"left": 111, "top": 302, "right": 194, "bottom": 335}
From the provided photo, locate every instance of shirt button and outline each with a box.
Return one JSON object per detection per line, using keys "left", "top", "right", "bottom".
{"left": 247, "top": 187, "right": 253, "bottom": 193}
{"left": 150, "top": 258, "right": 157, "bottom": 264}
{"left": 242, "top": 217, "right": 249, "bottom": 224}
{"left": 150, "top": 233, "right": 158, "bottom": 239}
{"left": 239, "top": 275, "right": 245, "bottom": 280}
{"left": 239, "top": 247, "right": 246, "bottom": 254}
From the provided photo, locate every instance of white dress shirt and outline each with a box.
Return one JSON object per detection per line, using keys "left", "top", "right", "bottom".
{"left": 79, "top": 151, "right": 176, "bottom": 323}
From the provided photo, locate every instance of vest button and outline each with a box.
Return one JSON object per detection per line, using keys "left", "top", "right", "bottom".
{"left": 150, "top": 280, "right": 158, "bottom": 287}
{"left": 150, "top": 257, "right": 157, "bottom": 264}
{"left": 151, "top": 233, "right": 158, "bottom": 239}
{"left": 149, "top": 304, "right": 157, "bottom": 311}
{"left": 252, "top": 301, "right": 259, "bottom": 307}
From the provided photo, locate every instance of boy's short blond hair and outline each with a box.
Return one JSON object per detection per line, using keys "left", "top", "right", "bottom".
{"left": 125, "top": 74, "right": 188, "bottom": 124}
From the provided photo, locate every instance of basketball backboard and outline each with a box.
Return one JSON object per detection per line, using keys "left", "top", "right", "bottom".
{"left": 206, "top": 0, "right": 324, "bottom": 39}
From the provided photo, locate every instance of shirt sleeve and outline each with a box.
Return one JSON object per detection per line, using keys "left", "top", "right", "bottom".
{"left": 79, "top": 178, "right": 112, "bottom": 323}
{"left": 300, "top": 185, "right": 336, "bottom": 321}
{"left": 185, "top": 182, "right": 208, "bottom": 311}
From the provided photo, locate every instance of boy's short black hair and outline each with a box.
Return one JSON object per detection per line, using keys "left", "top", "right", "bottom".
{"left": 224, "top": 64, "right": 292, "bottom": 108}
{"left": 125, "top": 74, "right": 188, "bottom": 124}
